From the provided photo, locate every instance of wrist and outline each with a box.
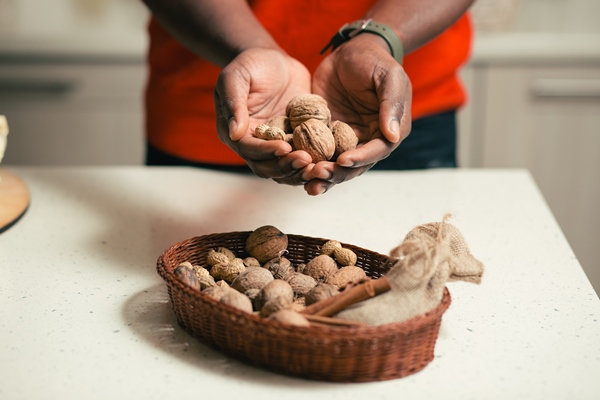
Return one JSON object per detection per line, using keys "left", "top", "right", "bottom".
{"left": 320, "top": 19, "right": 403, "bottom": 64}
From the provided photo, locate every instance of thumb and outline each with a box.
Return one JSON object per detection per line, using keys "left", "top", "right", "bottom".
{"left": 214, "top": 68, "right": 251, "bottom": 141}
{"left": 376, "top": 65, "right": 412, "bottom": 144}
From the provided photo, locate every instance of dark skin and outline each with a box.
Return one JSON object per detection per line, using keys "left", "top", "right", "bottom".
{"left": 143, "top": 0, "right": 474, "bottom": 195}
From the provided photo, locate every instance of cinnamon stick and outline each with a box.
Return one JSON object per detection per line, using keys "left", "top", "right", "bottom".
{"left": 304, "top": 314, "right": 365, "bottom": 327}
{"left": 301, "top": 277, "right": 391, "bottom": 317}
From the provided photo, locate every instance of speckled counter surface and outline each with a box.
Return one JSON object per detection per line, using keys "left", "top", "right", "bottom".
{"left": 1, "top": 167, "right": 598, "bottom": 400}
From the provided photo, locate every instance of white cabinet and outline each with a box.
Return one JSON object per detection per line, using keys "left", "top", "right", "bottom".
{"left": 459, "top": 60, "right": 600, "bottom": 294}
{"left": 0, "top": 61, "right": 146, "bottom": 165}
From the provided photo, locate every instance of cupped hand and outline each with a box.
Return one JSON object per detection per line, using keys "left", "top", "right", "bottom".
{"left": 213, "top": 48, "right": 313, "bottom": 185}
{"left": 309, "top": 33, "right": 412, "bottom": 195}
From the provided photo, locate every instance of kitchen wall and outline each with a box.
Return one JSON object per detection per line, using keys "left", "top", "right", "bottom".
{"left": 472, "top": 0, "right": 600, "bottom": 33}
{"left": 0, "top": 0, "right": 147, "bottom": 38}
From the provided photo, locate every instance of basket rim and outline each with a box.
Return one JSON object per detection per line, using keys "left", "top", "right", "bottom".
{"left": 156, "top": 230, "right": 451, "bottom": 334}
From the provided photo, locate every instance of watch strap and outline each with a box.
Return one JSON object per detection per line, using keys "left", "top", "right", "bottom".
{"left": 320, "top": 19, "right": 403, "bottom": 64}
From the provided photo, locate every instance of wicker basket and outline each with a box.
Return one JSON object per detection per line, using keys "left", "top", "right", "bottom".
{"left": 156, "top": 231, "right": 451, "bottom": 382}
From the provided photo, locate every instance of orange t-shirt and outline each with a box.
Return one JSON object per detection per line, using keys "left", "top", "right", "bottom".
{"left": 145, "top": 0, "right": 472, "bottom": 165}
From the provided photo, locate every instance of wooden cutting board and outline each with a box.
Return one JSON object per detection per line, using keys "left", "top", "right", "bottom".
{"left": 0, "top": 168, "right": 30, "bottom": 233}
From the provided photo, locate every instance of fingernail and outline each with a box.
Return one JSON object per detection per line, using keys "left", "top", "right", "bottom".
{"left": 275, "top": 148, "right": 289, "bottom": 157}
{"left": 292, "top": 158, "right": 307, "bottom": 169}
{"left": 338, "top": 159, "right": 353, "bottom": 167}
{"left": 316, "top": 170, "right": 331, "bottom": 180}
{"left": 228, "top": 118, "right": 238, "bottom": 140}
{"left": 316, "top": 186, "right": 327, "bottom": 195}
{"left": 388, "top": 118, "right": 400, "bottom": 143}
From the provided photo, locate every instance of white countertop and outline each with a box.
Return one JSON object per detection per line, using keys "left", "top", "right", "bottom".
{"left": 1, "top": 166, "right": 599, "bottom": 400}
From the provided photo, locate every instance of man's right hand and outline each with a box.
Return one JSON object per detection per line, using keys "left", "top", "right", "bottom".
{"left": 213, "top": 48, "right": 314, "bottom": 185}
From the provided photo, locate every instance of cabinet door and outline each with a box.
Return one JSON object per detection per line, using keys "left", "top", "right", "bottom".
{"left": 480, "top": 65, "right": 600, "bottom": 290}
{"left": 0, "top": 62, "right": 146, "bottom": 165}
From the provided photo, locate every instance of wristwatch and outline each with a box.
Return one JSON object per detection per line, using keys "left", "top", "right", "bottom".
{"left": 320, "top": 19, "right": 403, "bottom": 64}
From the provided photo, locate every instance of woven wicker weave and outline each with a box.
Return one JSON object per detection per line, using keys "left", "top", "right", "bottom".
{"left": 157, "top": 231, "right": 451, "bottom": 382}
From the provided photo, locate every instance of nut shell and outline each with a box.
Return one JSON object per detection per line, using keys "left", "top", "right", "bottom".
{"left": 202, "top": 285, "right": 230, "bottom": 301}
{"left": 174, "top": 263, "right": 200, "bottom": 290}
{"left": 220, "top": 290, "right": 253, "bottom": 313}
{"left": 230, "top": 267, "right": 274, "bottom": 293}
{"left": 285, "top": 272, "right": 318, "bottom": 297}
{"left": 293, "top": 119, "right": 335, "bottom": 162}
{"left": 207, "top": 247, "right": 235, "bottom": 266}
{"left": 330, "top": 120, "right": 358, "bottom": 160}
{"left": 245, "top": 225, "right": 288, "bottom": 263}
{"left": 266, "top": 115, "right": 293, "bottom": 133}
{"left": 333, "top": 247, "right": 358, "bottom": 266}
{"left": 269, "top": 309, "right": 310, "bottom": 327}
{"left": 326, "top": 266, "right": 367, "bottom": 288}
{"left": 242, "top": 257, "right": 261, "bottom": 269}
{"left": 210, "top": 258, "right": 245, "bottom": 283}
{"left": 319, "top": 240, "right": 342, "bottom": 256}
{"left": 263, "top": 256, "right": 294, "bottom": 280}
{"left": 303, "top": 254, "right": 338, "bottom": 282}
{"left": 254, "top": 124, "right": 270, "bottom": 139}
{"left": 286, "top": 94, "right": 331, "bottom": 130}
{"left": 256, "top": 279, "right": 294, "bottom": 311}
{"left": 305, "top": 282, "right": 340, "bottom": 306}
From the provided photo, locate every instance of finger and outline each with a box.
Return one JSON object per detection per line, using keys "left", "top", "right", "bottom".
{"left": 374, "top": 63, "right": 412, "bottom": 144}
{"left": 303, "top": 161, "right": 373, "bottom": 196}
{"left": 251, "top": 151, "right": 312, "bottom": 180}
{"left": 335, "top": 137, "right": 397, "bottom": 168}
{"left": 214, "top": 67, "right": 251, "bottom": 141}
{"left": 234, "top": 135, "right": 293, "bottom": 162}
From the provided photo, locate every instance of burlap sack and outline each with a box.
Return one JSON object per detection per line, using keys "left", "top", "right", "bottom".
{"left": 334, "top": 216, "right": 484, "bottom": 326}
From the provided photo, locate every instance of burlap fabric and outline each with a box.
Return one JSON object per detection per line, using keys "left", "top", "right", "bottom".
{"left": 335, "top": 216, "right": 484, "bottom": 326}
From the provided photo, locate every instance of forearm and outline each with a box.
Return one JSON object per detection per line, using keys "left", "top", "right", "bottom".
{"left": 142, "top": 0, "right": 280, "bottom": 67}
{"left": 364, "top": 0, "right": 475, "bottom": 54}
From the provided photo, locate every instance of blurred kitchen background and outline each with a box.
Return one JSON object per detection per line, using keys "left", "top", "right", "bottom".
{"left": 0, "top": 0, "right": 599, "bottom": 295}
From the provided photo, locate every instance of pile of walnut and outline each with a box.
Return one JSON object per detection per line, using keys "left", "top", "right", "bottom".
{"left": 174, "top": 225, "right": 366, "bottom": 327}
{"left": 254, "top": 94, "right": 358, "bottom": 162}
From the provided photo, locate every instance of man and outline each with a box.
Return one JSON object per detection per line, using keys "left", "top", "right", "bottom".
{"left": 142, "top": 0, "right": 474, "bottom": 195}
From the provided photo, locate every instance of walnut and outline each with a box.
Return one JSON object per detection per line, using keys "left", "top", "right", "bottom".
{"left": 285, "top": 272, "right": 318, "bottom": 297}
{"left": 333, "top": 247, "right": 358, "bottom": 267}
{"left": 209, "top": 258, "right": 246, "bottom": 283}
{"left": 266, "top": 115, "right": 293, "bottom": 134}
{"left": 256, "top": 279, "right": 294, "bottom": 314}
{"left": 303, "top": 254, "right": 338, "bottom": 282}
{"left": 215, "top": 280, "right": 230, "bottom": 289}
{"left": 198, "top": 274, "right": 217, "bottom": 290}
{"left": 325, "top": 266, "right": 367, "bottom": 289}
{"left": 286, "top": 94, "right": 331, "bottom": 130}
{"left": 285, "top": 133, "right": 295, "bottom": 148}
{"left": 230, "top": 267, "right": 274, "bottom": 293}
{"left": 296, "top": 263, "right": 307, "bottom": 274}
{"left": 330, "top": 120, "right": 358, "bottom": 160}
{"left": 245, "top": 225, "right": 288, "bottom": 263}
{"left": 242, "top": 257, "right": 261, "bottom": 269}
{"left": 220, "top": 289, "right": 253, "bottom": 313}
{"left": 293, "top": 119, "right": 335, "bottom": 162}
{"left": 202, "top": 285, "right": 230, "bottom": 301}
{"left": 263, "top": 256, "right": 294, "bottom": 280}
{"left": 245, "top": 288, "right": 261, "bottom": 300}
{"left": 260, "top": 296, "right": 293, "bottom": 317}
{"left": 305, "top": 282, "right": 340, "bottom": 306}
{"left": 174, "top": 263, "right": 200, "bottom": 290}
